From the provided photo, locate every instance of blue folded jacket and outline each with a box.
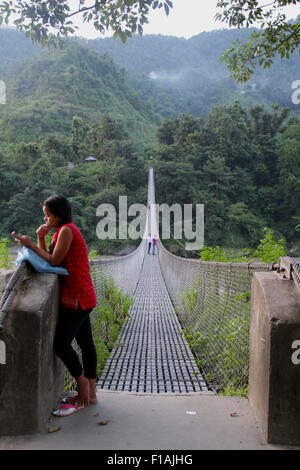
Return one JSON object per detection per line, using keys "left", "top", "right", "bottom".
{"left": 16, "top": 246, "right": 68, "bottom": 275}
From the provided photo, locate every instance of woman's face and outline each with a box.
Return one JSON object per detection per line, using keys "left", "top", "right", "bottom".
{"left": 43, "top": 205, "right": 61, "bottom": 228}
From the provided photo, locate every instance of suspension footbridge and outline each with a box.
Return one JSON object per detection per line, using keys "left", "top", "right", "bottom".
{"left": 88, "top": 167, "right": 275, "bottom": 395}
{"left": 1, "top": 167, "right": 300, "bottom": 449}
{"left": 98, "top": 250, "right": 209, "bottom": 393}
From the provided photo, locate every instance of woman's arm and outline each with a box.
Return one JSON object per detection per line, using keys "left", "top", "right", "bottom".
{"left": 36, "top": 224, "right": 49, "bottom": 251}
{"left": 13, "top": 226, "right": 73, "bottom": 266}
{"left": 37, "top": 237, "right": 47, "bottom": 251}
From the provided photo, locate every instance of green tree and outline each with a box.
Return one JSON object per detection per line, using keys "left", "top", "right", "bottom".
{"left": 216, "top": 0, "right": 300, "bottom": 81}
{"left": 202, "top": 154, "right": 232, "bottom": 200}
{"left": 226, "top": 202, "right": 264, "bottom": 247}
{"left": 0, "top": 153, "right": 23, "bottom": 200}
{"left": 277, "top": 118, "right": 300, "bottom": 239}
{"left": 2, "top": 192, "right": 39, "bottom": 236}
{"left": 14, "top": 142, "right": 41, "bottom": 172}
{"left": 157, "top": 118, "right": 180, "bottom": 146}
{"left": 1, "top": 0, "right": 173, "bottom": 44}
{"left": 86, "top": 117, "right": 134, "bottom": 163}
{"left": 70, "top": 116, "right": 88, "bottom": 160}
{"left": 41, "top": 134, "right": 73, "bottom": 160}
{"left": 204, "top": 102, "right": 256, "bottom": 168}
{"left": 154, "top": 160, "right": 198, "bottom": 206}
{"left": 252, "top": 227, "right": 287, "bottom": 262}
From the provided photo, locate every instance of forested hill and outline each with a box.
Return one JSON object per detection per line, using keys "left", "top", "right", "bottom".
{"left": 0, "top": 27, "right": 299, "bottom": 255}
{"left": 0, "top": 28, "right": 43, "bottom": 66}
{"left": 1, "top": 26, "right": 299, "bottom": 119}
{"left": 88, "top": 29, "right": 249, "bottom": 77}
{"left": 87, "top": 29, "right": 300, "bottom": 117}
{"left": 0, "top": 39, "right": 159, "bottom": 145}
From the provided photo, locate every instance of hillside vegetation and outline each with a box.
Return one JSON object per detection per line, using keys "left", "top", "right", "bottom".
{"left": 87, "top": 30, "right": 300, "bottom": 117}
{"left": 0, "top": 28, "right": 299, "bottom": 256}
{"left": 1, "top": 27, "right": 299, "bottom": 118}
{"left": 0, "top": 40, "right": 159, "bottom": 145}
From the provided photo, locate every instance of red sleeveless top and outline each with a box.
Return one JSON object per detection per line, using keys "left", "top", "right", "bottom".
{"left": 52, "top": 223, "right": 97, "bottom": 310}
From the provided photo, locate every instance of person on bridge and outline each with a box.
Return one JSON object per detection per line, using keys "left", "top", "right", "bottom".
{"left": 152, "top": 236, "right": 158, "bottom": 255}
{"left": 12, "top": 195, "right": 98, "bottom": 416}
{"left": 147, "top": 234, "right": 152, "bottom": 254}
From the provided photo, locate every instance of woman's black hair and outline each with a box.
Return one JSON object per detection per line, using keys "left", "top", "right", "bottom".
{"left": 43, "top": 195, "right": 72, "bottom": 226}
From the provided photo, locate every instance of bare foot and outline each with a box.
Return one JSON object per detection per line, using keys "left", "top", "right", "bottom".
{"left": 88, "top": 378, "right": 98, "bottom": 404}
{"left": 76, "top": 374, "right": 90, "bottom": 406}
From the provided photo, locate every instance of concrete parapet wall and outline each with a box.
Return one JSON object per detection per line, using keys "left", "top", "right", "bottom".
{"left": 0, "top": 267, "right": 64, "bottom": 435}
{"left": 249, "top": 271, "right": 300, "bottom": 445}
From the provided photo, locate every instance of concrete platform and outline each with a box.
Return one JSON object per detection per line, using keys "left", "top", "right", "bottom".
{"left": 0, "top": 390, "right": 298, "bottom": 451}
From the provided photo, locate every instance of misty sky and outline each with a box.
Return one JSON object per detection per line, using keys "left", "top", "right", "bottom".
{"left": 71, "top": 0, "right": 225, "bottom": 39}
{"left": 68, "top": 0, "right": 300, "bottom": 40}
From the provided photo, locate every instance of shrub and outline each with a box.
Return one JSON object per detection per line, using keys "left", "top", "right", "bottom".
{"left": 252, "top": 227, "right": 287, "bottom": 263}
{"left": 0, "top": 238, "right": 14, "bottom": 269}
{"left": 91, "top": 277, "right": 133, "bottom": 378}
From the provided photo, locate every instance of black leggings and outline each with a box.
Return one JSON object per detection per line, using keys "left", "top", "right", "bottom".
{"left": 54, "top": 304, "right": 97, "bottom": 379}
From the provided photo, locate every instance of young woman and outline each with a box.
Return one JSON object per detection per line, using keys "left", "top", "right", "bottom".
{"left": 12, "top": 195, "right": 97, "bottom": 415}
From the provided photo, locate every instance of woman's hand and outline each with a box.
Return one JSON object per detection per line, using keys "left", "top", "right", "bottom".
{"left": 36, "top": 224, "right": 50, "bottom": 239}
{"left": 11, "top": 232, "right": 35, "bottom": 249}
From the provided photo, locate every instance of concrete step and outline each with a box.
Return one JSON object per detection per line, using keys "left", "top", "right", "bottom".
{"left": 0, "top": 390, "right": 297, "bottom": 450}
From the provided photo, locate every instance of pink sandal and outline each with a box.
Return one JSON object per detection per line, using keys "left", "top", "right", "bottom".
{"left": 52, "top": 403, "right": 84, "bottom": 417}
{"left": 62, "top": 395, "right": 97, "bottom": 405}
{"left": 62, "top": 395, "right": 79, "bottom": 405}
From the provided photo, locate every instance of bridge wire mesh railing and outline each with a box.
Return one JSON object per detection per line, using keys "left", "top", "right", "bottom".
{"left": 64, "top": 240, "right": 146, "bottom": 390}
{"left": 157, "top": 240, "right": 277, "bottom": 393}
{"left": 1, "top": 239, "right": 299, "bottom": 394}
{"left": 291, "top": 258, "right": 300, "bottom": 294}
{"left": 0, "top": 262, "right": 30, "bottom": 330}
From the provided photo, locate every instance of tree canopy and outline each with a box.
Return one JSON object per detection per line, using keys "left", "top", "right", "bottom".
{"left": 216, "top": 0, "right": 300, "bottom": 81}
{"left": 0, "top": 0, "right": 173, "bottom": 44}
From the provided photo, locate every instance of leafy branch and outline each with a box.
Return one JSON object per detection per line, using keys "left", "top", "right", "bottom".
{"left": 216, "top": 0, "right": 300, "bottom": 81}
{"left": 0, "top": 0, "right": 173, "bottom": 46}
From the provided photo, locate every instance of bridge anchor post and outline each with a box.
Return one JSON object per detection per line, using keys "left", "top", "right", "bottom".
{"left": 0, "top": 268, "right": 64, "bottom": 435}
{"left": 249, "top": 269, "right": 300, "bottom": 445}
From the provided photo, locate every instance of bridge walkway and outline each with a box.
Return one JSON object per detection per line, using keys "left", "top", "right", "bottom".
{"left": 98, "top": 249, "right": 209, "bottom": 394}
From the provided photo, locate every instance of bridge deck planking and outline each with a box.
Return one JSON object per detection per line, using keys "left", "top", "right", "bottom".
{"left": 98, "top": 250, "right": 209, "bottom": 393}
